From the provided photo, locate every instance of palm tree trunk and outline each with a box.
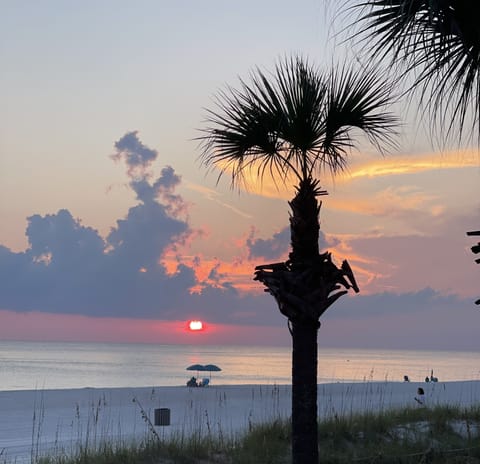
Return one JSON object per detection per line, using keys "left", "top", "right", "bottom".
{"left": 289, "top": 178, "right": 320, "bottom": 264}
{"left": 254, "top": 177, "right": 357, "bottom": 463}
{"left": 289, "top": 177, "right": 321, "bottom": 464}
{"left": 254, "top": 177, "right": 350, "bottom": 464}
{"left": 291, "top": 319, "right": 319, "bottom": 464}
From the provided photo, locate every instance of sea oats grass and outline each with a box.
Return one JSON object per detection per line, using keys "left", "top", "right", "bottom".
{"left": 30, "top": 403, "right": 480, "bottom": 464}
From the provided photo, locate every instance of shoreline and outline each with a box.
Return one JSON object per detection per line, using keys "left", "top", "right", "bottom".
{"left": 1, "top": 381, "right": 479, "bottom": 463}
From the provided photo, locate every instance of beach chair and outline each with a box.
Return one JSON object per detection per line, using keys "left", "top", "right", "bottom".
{"left": 199, "top": 378, "right": 210, "bottom": 387}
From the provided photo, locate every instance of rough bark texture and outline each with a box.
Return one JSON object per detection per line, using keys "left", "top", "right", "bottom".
{"left": 291, "top": 319, "right": 319, "bottom": 464}
{"left": 289, "top": 178, "right": 321, "bottom": 464}
{"left": 288, "top": 178, "right": 322, "bottom": 267}
{"left": 254, "top": 177, "right": 359, "bottom": 464}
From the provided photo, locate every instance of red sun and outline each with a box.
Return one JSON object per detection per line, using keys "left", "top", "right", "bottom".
{"left": 188, "top": 320, "right": 204, "bottom": 331}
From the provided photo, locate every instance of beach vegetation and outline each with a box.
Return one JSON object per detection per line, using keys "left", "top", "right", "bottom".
{"left": 30, "top": 404, "right": 480, "bottom": 464}
{"left": 198, "top": 55, "right": 397, "bottom": 464}
{"left": 318, "top": 404, "right": 480, "bottom": 463}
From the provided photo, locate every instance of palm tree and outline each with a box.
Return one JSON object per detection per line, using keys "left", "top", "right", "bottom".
{"left": 351, "top": 0, "right": 480, "bottom": 142}
{"left": 198, "top": 56, "right": 397, "bottom": 464}
{"left": 351, "top": 0, "right": 480, "bottom": 302}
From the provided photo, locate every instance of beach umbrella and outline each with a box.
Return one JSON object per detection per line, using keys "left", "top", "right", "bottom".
{"left": 186, "top": 364, "right": 205, "bottom": 371}
{"left": 203, "top": 364, "right": 221, "bottom": 372}
{"left": 203, "top": 364, "right": 221, "bottom": 379}
{"left": 186, "top": 364, "right": 205, "bottom": 377}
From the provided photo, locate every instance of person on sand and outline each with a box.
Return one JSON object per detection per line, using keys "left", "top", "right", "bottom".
{"left": 186, "top": 376, "right": 198, "bottom": 387}
{"left": 415, "top": 387, "right": 426, "bottom": 405}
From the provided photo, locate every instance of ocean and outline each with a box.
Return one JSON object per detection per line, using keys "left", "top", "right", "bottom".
{"left": 0, "top": 340, "right": 479, "bottom": 391}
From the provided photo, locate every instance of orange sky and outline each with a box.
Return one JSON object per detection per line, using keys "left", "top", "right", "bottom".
{"left": 1, "top": 2, "right": 479, "bottom": 350}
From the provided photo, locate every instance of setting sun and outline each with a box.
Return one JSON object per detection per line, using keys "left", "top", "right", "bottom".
{"left": 188, "top": 320, "right": 204, "bottom": 331}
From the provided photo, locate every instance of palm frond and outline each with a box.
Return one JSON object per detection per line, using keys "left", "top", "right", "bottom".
{"left": 318, "top": 64, "right": 399, "bottom": 175}
{"left": 198, "top": 56, "right": 398, "bottom": 190}
{"left": 351, "top": 0, "right": 480, "bottom": 142}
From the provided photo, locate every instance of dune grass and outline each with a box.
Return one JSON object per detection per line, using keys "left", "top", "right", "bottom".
{"left": 30, "top": 404, "right": 480, "bottom": 464}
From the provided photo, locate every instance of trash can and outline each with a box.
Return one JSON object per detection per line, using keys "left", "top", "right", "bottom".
{"left": 154, "top": 408, "right": 170, "bottom": 426}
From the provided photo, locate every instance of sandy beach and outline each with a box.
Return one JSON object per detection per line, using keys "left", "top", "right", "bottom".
{"left": 1, "top": 381, "right": 480, "bottom": 463}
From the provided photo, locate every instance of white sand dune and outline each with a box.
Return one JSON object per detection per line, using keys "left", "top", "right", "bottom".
{"left": 1, "top": 381, "right": 479, "bottom": 463}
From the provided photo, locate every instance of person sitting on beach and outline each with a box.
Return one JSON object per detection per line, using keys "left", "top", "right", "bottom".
{"left": 186, "top": 376, "right": 198, "bottom": 387}
{"left": 414, "top": 387, "right": 425, "bottom": 405}
{"left": 198, "top": 378, "right": 210, "bottom": 387}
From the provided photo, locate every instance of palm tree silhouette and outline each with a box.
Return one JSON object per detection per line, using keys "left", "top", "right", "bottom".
{"left": 199, "top": 56, "right": 397, "bottom": 464}
{"left": 352, "top": 0, "right": 480, "bottom": 142}
{"left": 352, "top": 1, "right": 480, "bottom": 302}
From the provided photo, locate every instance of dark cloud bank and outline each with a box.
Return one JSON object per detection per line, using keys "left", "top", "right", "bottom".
{"left": 0, "top": 132, "right": 275, "bottom": 325}
{"left": 0, "top": 132, "right": 477, "bottom": 349}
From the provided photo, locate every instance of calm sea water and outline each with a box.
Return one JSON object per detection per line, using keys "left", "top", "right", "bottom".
{"left": 0, "top": 340, "right": 479, "bottom": 391}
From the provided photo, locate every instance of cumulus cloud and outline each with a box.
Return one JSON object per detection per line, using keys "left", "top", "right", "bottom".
{"left": 112, "top": 132, "right": 186, "bottom": 216}
{"left": 246, "top": 226, "right": 335, "bottom": 260}
{"left": 111, "top": 131, "right": 158, "bottom": 175}
{"left": 1, "top": 132, "right": 478, "bottom": 349}
{"left": 0, "top": 206, "right": 196, "bottom": 317}
{"left": 246, "top": 227, "right": 290, "bottom": 260}
{"left": 0, "top": 132, "right": 257, "bottom": 323}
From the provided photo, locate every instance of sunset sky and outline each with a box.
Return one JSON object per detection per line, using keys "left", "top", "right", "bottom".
{"left": 1, "top": 1, "right": 479, "bottom": 350}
